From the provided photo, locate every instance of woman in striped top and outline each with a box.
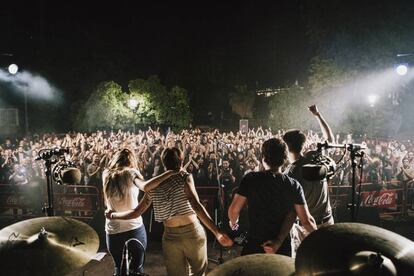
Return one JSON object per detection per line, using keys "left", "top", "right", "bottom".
{"left": 107, "top": 147, "right": 233, "bottom": 276}
{"left": 103, "top": 148, "right": 179, "bottom": 276}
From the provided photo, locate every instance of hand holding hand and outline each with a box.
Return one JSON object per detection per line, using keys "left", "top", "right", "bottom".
{"left": 262, "top": 239, "right": 282, "bottom": 254}
{"left": 216, "top": 231, "right": 234, "bottom": 247}
{"left": 105, "top": 209, "right": 114, "bottom": 219}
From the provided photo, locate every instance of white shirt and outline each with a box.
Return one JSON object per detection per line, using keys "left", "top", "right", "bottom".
{"left": 103, "top": 168, "right": 143, "bottom": 234}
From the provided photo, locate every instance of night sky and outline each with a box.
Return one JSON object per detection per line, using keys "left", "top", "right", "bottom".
{"left": 1, "top": 0, "right": 412, "bottom": 130}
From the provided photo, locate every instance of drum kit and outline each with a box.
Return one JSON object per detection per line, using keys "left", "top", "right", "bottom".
{"left": 0, "top": 218, "right": 413, "bottom": 275}
{"left": 0, "top": 217, "right": 99, "bottom": 276}
{"left": 208, "top": 222, "right": 414, "bottom": 276}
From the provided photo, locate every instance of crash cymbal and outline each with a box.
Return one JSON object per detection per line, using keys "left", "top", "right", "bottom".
{"left": 208, "top": 254, "right": 295, "bottom": 276}
{"left": 295, "top": 223, "right": 414, "bottom": 276}
{"left": 0, "top": 216, "right": 99, "bottom": 276}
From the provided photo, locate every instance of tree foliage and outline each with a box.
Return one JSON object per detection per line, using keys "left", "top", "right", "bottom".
{"left": 75, "top": 76, "right": 192, "bottom": 131}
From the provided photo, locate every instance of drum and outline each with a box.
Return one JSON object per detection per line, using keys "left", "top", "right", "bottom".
{"left": 295, "top": 223, "right": 414, "bottom": 276}
{"left": 208, "top": 254, "right": 295, "bottom": 276}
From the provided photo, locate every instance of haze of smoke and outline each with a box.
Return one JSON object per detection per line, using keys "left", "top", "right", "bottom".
{"left": 0, "top": 69, "right": 61, "bottom": 102}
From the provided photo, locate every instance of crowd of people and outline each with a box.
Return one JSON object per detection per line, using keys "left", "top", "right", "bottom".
{"left": 2, "top": 107, "right": 414, "bottom": 275}
{"left": 1, "top": 127, "right": 413, "bottom": 191}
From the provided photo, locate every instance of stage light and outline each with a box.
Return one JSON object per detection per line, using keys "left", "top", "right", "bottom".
{"left": 368, "top": 94, "right": 378, "bottom": 107}
{"left": 8, "top": 64, "right": 18, "bottom": 75}
{"left": 128, "top": 98, "right": 139, "bottom": 110}
{"left": 395, "top": 64, "right": 408, "bottom": 76}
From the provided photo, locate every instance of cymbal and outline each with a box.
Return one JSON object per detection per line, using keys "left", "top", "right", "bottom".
{"left": 295, "top": 223, "right": 414, "bottom": 276}
{"left": 0, "top": 216, "right": 99, "bottom": 276}
{"left": 208, "top": 254, "right": 295, "bottom": 276}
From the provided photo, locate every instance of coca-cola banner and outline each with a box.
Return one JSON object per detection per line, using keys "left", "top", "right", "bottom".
{"left": 53, "top": 194, "right": 94, "bottom": 211}
{"left": 360, "top": 189, "right": 397, "bottom": 209}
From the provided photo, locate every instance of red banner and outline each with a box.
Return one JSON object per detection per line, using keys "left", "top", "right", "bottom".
{"left": 360, "top": 189, "right": 397, "bottom": 208}
{"left": 53, "top": 194, "right": 94, "bottom": 211}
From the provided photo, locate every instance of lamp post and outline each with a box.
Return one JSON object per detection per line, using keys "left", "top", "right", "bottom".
{"left": 127, "top": 98, "right": 139, "bottom": 133}
{"left": 7, "top": 64, "right": 29, "bottom": 135}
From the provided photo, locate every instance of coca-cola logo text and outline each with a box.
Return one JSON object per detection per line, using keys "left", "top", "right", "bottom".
{"left": 361, "top": 191, "right": 396, "bottom": 208}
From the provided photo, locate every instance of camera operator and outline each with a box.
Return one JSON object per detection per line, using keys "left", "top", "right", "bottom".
{"left": 220, "top": 159, "right": 236, "bottom": 208}
{"left": 282, "top": 105, "right": 335, "bottom": 255}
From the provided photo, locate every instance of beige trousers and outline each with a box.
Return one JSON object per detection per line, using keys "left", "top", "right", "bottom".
{"left": 162, "top": 221, "right": 208, "bottom": 276}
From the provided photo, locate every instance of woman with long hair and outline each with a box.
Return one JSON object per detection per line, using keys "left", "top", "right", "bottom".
{"left": 106, "top": 147, "right": 233, "bottom": 276}
{"left": 103, "top": 148, "right": 178, "bottom": 276}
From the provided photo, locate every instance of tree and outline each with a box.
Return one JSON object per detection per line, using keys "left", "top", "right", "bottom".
{"left": 128, "top": 76, "right": 192, "bottom": 129}
{"left": 75, "top": 81, "right": 130, "bottom": 131}
{"left": 229, "top": 85, "right": 255, "bottom": 119}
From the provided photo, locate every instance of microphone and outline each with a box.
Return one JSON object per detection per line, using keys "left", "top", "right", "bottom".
{"left": 317, "top": 141, "right": 366, "bottom": 151}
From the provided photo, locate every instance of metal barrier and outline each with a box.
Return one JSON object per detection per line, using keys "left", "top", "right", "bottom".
{"left": 328, "top": 180, "right": 408, "bottom": 219}
{"left": 0, "top": 183, "right": 103, "bottom": 220}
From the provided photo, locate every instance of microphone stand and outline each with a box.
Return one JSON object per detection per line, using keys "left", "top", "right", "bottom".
{"left": 348, "top": 145, "right": 364, "bottom": 222}
{"left": 317, "top": 142, "right": 365, "bottom": 222}
{"left": 43, "top": 158, "right": 55, "bottom": 216}
{"left": 208, "top": 141, "right": 225, "bottom": 265}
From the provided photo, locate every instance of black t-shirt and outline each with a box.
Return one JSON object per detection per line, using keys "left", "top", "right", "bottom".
{"left": 238, "top": 171, "right": 305, "bottom": 241}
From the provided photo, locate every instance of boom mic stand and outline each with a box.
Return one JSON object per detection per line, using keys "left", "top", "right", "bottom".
{"left": 317, "top": 142, "right": 366, "bottom": 222}
{"left": 36, "top": 148, "right": 69, "bottom": 217}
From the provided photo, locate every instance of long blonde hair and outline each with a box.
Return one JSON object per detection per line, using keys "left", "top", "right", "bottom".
{"left": 104, "top": 148, "right": 138, "bottom": 200}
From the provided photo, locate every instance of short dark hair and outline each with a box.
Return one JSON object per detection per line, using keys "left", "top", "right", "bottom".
{"left": 261, "top": 138, "right": 288, "bottom": 167}
{"left": 161, "top": 147, "right": 183, "bottom": 171}
{"left": 282, "top": 129, "right": 306, "bottom": 153}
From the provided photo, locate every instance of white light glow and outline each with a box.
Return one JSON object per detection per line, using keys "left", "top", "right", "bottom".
{"left": 368, "top": 94, "right": 378, "bottom": 107}
{"left": 128, "top": 98, "right": 139, "bottom": 110}
{"left": 396, "top": 64, "right": 408, "bottom": 76}
{"left": 8, "top": 64, "right": 18, "bottom": 75}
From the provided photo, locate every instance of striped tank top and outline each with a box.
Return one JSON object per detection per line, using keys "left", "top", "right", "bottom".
{"left": 148, "top": 172, "right": 195, "bottom": 222}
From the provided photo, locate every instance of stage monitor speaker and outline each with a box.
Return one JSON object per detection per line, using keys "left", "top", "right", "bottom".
{"left": 335, "top": 207, "right": 381, "bottom": 226}
{"left": 65, "top": 253, "right": 114, "bottom": 276}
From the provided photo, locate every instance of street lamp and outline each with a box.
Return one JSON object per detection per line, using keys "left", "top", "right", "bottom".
{"left": 128, "top": 98, "right": 139, "bottom": 133}
{"left": 7, "top": 63, "right": 29, "bottom": 135}
{"left": 8, "top": 64, "right": 18, "bottom": 75}
{"left": 368, "top": 94, "right": 378, "bottom": 107}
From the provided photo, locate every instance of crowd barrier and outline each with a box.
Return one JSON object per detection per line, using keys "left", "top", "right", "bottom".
{"left": 0, "top": 183, "right": 103, "bottom": 220}
{"left": 1, "top": 180, "right": 412, "bottom": 222}
{"left": 328, "top": 180, "right": 413, "bottom": 219}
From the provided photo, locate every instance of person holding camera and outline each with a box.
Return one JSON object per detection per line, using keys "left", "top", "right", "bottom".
{"left": 220, "top": 159, "right": 236, "bottom": 208}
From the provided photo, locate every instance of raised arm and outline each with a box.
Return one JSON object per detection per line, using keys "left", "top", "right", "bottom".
{"left": 134, "top": 170, "right": 178, "bottom": 192}
{"left": 309, "top": 105, "right": 334, "bottom": 143}
{"left": 106, "top": 194, "right": 152, "bottom": 220}
{"left": 184, "top": 174, "right": 233, "bottom": 247}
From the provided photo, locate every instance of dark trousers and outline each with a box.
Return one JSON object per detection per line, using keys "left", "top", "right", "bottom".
{"left": 106, "top": 226, "right": 147, "bottom": 274}
{"left": 241, "top": 237, "right": 291, "bottom": 257}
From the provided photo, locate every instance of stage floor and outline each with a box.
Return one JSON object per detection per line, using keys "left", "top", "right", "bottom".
{"left": 140, "top": 240, "right": 241, "bottom": 275}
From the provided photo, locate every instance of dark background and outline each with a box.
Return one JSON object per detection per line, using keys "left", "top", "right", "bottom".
{"left": 1, "top": 0, "right": 413, "bottom": 131}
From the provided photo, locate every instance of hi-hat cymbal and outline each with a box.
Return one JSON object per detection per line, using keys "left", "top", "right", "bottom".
{"left": 295, "top": 223, "right": 414, "bottom": 276}
{"left": 208, "top": 254, "right": 295, "bottom": 276}
{"left": 0, "top": 216, "right": 99, "bottom": 276}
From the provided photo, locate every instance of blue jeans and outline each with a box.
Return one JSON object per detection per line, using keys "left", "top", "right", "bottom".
{"left": 106, "top": 226, "right": 147, "bottom": 274}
